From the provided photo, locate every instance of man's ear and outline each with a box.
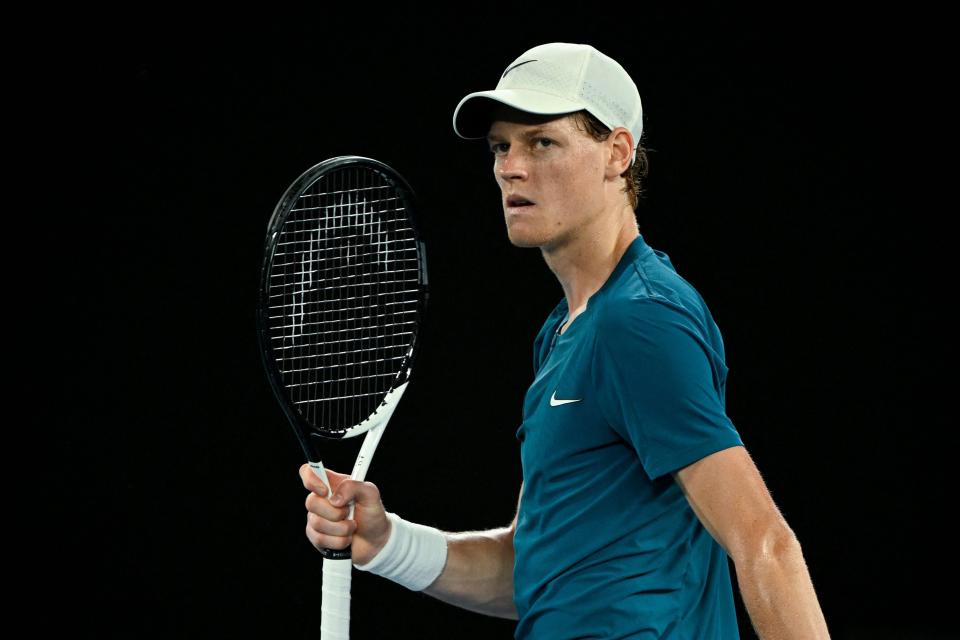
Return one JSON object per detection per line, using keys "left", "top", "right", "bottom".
{"left": 605, "top": 127, "right": 634, "bottom": 179}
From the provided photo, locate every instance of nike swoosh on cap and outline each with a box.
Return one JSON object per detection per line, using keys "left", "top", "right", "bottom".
{"left": 550, "top": 390, "right": 582, "bottom": 406}
{"left": 502, "top": 59, "right": 538, "bottom": 79}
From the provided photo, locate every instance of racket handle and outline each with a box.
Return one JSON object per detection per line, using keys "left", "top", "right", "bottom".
{"left": 309, "top": 461, "right": 352, "bottom": 560}
{"left": 321, "top": 558, "right": 352, "bottom": 640}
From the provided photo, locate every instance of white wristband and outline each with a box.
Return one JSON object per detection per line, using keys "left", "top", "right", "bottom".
{"left": 354, "top": 511, "right": 448, "bottom": 591}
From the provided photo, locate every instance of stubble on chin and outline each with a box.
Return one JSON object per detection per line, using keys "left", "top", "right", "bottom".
{"left": 506, "top": 229, "right": 538, "bottom": 248}
{"left": 505, "top": 220, "right": 545, "bottom": 249}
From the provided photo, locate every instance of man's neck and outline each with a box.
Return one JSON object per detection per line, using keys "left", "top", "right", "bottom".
{"left": 542, "top": 206, "right": 639, "bottom": 319}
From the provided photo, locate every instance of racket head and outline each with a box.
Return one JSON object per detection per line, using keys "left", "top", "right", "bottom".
{"left": 256, "top": 156, "right": 428, "bottom": 462}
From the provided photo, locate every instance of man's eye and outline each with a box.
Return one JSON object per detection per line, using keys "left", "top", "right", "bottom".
{"left": 536, "top": 138, "right": 553, "bottom": 148}
{"left": 490, "top": 143, "right": 507, "bottom": 154}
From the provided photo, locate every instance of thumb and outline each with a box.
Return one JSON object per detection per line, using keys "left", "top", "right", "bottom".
{"left": 330, "top": 478, "right": 383, "bottom": 513}
{"left": 324, "top": 467, "right": 352, "bottom": 488}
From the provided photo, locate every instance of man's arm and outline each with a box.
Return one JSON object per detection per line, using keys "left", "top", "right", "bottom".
{"left": 422, "top": 485, "right": 521, "bottom": 619}
{"left": 301, "top": 465, "right": 520, "bottom": 620}
{"left": 673, "top": 446, "right": 831, "bottom": 640}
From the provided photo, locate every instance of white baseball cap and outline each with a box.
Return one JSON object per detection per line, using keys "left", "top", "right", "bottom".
{"left": 452, "top": 42, "right": 644, "bottom": 163}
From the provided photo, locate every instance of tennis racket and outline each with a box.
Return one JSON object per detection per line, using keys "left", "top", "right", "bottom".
{"left": 256, "top": 155, "right": 428, "bottom": 640}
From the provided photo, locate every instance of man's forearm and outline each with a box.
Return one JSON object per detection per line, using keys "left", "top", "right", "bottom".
{"left": 422, "top": 527, "right": 517, "bottom": 620}
{"left": 735, "top": 534, "right": 830, "bottom": 639}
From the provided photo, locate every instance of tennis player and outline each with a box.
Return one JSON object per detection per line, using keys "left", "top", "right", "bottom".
{"left": 301, "top": 42, "right": 831, "bottom": 639}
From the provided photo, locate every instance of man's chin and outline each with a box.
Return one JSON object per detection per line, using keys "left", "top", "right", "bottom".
{"left": 506, "top": 231, "right": 545, "bottom": 249}
{"left": 505, "top": 219, "right": 546, "bottom": 248}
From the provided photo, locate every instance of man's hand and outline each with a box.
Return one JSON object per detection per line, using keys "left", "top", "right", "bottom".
{"left": 299, "top": 464, "right": 391, "bottom": 565}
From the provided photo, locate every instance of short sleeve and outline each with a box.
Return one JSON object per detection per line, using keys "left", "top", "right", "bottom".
{"left": 592, "top": 297, "right": 743, "bottom": 480}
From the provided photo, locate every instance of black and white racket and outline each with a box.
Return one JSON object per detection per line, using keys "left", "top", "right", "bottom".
{"left": 256, "top": 156, "right": 428, "bottom": 640}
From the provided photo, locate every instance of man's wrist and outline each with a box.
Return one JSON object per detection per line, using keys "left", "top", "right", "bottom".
{"left": 354, "top": 512, "right": 448, "bottom": 591}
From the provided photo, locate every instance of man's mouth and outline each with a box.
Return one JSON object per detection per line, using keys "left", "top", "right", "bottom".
{"left": 506, "top": 195, "right": 536, "bottom": 209}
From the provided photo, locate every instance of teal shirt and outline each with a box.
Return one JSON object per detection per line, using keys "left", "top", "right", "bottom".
{"left": 513, "top": 234, "right": 744, "bottom": 639}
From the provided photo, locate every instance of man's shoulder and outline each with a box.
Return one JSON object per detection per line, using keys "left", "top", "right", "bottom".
{"left": 595, "top": 286, "right": 711, "bottom": 350}
{"left": 596, "top": 292, "right": 681, "bottom": 333}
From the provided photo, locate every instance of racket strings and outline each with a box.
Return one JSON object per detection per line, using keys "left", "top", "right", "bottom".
{"left": 267, "top": 166, "right": 421, "bottom": 435}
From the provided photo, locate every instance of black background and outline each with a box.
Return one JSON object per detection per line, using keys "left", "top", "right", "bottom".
{"left": 59, "top": 8, "right": 951, "bottom": 639}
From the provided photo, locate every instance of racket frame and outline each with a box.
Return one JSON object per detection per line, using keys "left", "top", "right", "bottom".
{"left": 257, "top": 155, "right": 428, "bottom": 460}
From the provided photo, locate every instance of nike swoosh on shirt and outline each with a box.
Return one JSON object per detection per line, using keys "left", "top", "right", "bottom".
{"left": 502, "top": 59, "right": 537, "bottom": 79}
{"left": 550, "top": 391, "right": 582, "bottom": 406}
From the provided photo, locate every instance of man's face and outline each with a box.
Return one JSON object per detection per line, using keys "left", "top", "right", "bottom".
{"left": 486, "top": 108, "right": 608, "bottom": 250}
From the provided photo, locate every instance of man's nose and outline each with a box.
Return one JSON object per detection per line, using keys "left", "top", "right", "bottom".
{"left": 497, "top": 149, "right": 528, "bottom": 181}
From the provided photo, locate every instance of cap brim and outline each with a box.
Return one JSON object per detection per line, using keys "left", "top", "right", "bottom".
{"left": 452, "top": 89, "right": 587, "bottom": 140}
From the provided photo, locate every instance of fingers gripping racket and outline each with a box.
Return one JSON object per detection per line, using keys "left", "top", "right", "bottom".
{"left": 257, "top": 156, "right": 428, "bottom": 639}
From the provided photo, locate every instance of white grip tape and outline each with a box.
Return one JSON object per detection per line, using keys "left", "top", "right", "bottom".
{"left": 321, "top": 558, "right": 352, "bottom": 640}
{"left": 309, "top": 461, "right": 333, "bottom": 496}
